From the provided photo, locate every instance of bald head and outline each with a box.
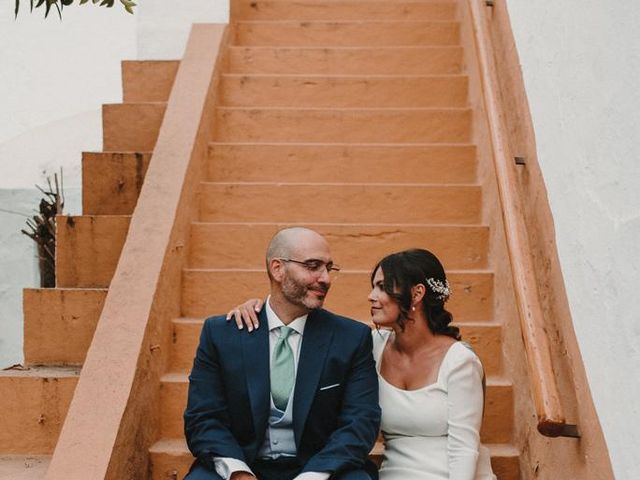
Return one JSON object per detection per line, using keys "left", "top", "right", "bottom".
{"left": 266, "top": 227, "right": 327, "bottom": 265}
{"left": 265, "top": 227, "right": 333, "bottom": 316}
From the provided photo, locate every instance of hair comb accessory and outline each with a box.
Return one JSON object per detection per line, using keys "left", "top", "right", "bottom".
{"left": 426, "top": 278, "right": 451, "bottom": 302}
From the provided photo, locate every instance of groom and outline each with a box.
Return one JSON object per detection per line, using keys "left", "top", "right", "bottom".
{"left": 184, "top": 227, "right": 381, "bottom": 480}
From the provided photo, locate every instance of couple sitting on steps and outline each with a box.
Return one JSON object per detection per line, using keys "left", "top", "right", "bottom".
{"left": 184, "top": 227, "right": 497, "bottom": 480}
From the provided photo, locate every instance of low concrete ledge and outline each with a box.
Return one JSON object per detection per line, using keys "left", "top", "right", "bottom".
{"left": 55, "top": 215, "right": 131, "bottom": 288}
{"left": 45, "top": 24, "right": 229, "bottom": 480}
{"left": 122, "top": 61, "right": 180, "bottom": 103}
{"left": 82, "top": 152, "right": 152, "bottom": 216}
{"left": 23, "top": 288, "right": 107, "bottom": 365}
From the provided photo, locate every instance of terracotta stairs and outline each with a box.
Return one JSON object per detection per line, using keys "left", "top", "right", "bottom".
{"left": 0, "top": 60, "right": 177, "bottom": 478}
{"left": 0, "top": 1, "right": 526, "bottom": 478}
{"left": 149, "top": 2, "right": 519, "bottom": 479}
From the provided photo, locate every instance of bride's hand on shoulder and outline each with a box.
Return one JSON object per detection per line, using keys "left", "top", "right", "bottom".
{"left": 226, "top": 298, "right": 264, "bottom": 332}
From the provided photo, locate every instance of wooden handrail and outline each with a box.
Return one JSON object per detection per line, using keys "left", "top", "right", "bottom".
{"left": 468, "top": 0, "right": 578, "bottom": 438}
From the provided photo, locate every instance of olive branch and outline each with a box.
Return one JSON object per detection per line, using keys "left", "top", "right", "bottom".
{"left": 15, "top": 0, "right": 136, "bottom": 19}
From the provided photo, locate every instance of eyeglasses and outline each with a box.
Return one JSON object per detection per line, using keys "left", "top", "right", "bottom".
{"left": 278, "top": 258, "right": 341, "bottom": 275}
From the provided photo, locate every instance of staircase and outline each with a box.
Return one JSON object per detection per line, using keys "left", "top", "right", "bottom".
{"left": 0, "top": 61, "right": 177, "bottom": 479}
{"left": 147, "top": 1, "right": 520, "bottom": 478}
{"left": 2, "top": 1, "right": 532, "bottom": 479}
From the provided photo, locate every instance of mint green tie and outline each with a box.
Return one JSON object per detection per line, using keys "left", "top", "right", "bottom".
{"left": 271, "top": 326, "right": 295, "bottom": 411}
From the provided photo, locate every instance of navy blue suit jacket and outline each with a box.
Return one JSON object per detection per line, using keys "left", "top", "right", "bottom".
{"left": 184, "top": 307, "right": 381, "bottom": 475}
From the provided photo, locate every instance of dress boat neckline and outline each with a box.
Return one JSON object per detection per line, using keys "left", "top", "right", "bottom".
{"left": 377, "top": 331, "right": 460, "bottom": 393}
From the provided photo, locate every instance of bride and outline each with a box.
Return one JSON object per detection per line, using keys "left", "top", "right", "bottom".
{"left": 366, "top": 249, "right": 496, "bottom": 480}
{"left": 228, "top": 248, "right": 496, "bottom": 480}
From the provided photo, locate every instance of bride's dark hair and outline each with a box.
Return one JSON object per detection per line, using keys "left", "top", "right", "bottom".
{"left": 371, "top": 248, "right": 460, "bottom": 340}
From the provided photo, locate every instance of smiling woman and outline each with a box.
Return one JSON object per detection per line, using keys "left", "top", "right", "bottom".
{"left": 14, "top": 0, "right": 136, "bottom": 19}
{"left": 369, "top": 248, "right": 457, "bottom": 338}
{"left": 368, "top": 249, "right": 496, "bottom": 480}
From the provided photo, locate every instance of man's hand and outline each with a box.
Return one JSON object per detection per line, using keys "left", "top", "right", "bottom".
{"left": 230, "top": 472, "right": 256, "bottom": 480}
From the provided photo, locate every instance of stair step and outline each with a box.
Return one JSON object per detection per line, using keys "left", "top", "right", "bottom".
{"left": 181, "top": 269, "right": 493, "bottom": 321}
{"left": 198, "top": 183, "right": 481, "bottom": 224}
{"left": 148, "top": 438, "right": 191, "bottom": 480}
{"left": 56, "top": 215, "right": 130, "bottom": 288}
{"left": 208, "top": 143, "right": 476, "bottom": 183}
{"left": 486, "top": 443, "right": 521, "bottom": 480}
{"left": 215, "top": 106, "right": 471, "bottom": 143}
{"left": 227, "top": 46, "right": 463, "bottom": 75}
{"left": 220, "top": 74, "right": 468, "bottom": 108}
{"left": 157, "top": 373, "right": 510, "bottom": 442}
{"left": 170, "top": 317, "right": 502, "bottom": 376}
{"left": 170, "top": 318, "right": 203, "bottom": 373}
{"left": 149, "top": 438, "right": 517, "bottom": 480}
{"left": 82, "top": 152, "right": 151, "bottom": 215}
{"left": 0, "top": 366, "right": 80, "bottom": 454}
{"left": 122, "top": 60, "right": 179, "bottom": 103}
{"left": 234, "top": 20, "right": 460, "bottom": 46}
{"left": 23, "top": 288, "right": 107, "bottom": 366}
{"left": 0, "top": 455, "right": 50, "bottom": 480}
{"left": 482, "top": 377, "right": 514, "bottom": 444}
{"left": 232, "top": 0, "right": 459, "bottom": 22}
{"left": 457, "top": 321, "right": 503, "bottom": 378}
{"left": 102, "top": 103, "right": 166, "bottom": 151}
{"left": 189, "top": 223, "right": 488, "bottom": 270}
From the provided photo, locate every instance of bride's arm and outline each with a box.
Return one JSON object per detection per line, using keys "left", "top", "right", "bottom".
{"left": 226, "top": 298, "right": 264, "bottom": 332}
{"left": 446, "top": 346, "right": 485, "bottom": 479}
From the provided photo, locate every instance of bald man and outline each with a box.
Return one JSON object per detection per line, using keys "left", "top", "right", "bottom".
{"left": 184, "top": 228, "right": 381, "bottom": 480}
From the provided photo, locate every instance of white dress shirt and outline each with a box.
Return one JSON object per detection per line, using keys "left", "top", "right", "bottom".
{"left": 213, "top": 297, "right": 330, "bottom": 480}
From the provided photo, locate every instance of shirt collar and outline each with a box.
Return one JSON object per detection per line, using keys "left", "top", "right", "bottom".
{"left": 265, "top": 295, "right": 308, "bottom": 336}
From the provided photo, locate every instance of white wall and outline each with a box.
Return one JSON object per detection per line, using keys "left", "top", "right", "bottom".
{"left": 136, "top": 0, "right": 229, "bottom": 59}
{"left": 0, "top": 1, "right": 228, "bottom": 367}
{"left": 506, "top": 1, "right": 640, "bottom": 478}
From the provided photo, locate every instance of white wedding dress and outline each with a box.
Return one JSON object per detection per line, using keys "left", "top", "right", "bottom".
{"left": 373, "top": 330, "right": 497, "bottom": 480}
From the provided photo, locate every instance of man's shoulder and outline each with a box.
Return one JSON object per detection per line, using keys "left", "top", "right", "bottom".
{"left": 202, "top": 314, "right": 239, "bottom": 333}
{"left": 200, "top": 315, "right": 250, "bottom": 348}
{"left": 315, "top": 309, "right": 370, "bottom": 334}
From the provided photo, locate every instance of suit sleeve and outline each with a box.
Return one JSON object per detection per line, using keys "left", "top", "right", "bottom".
{"left": 446, "top": 347, "right": 484, "bottom": 480}
{"left": 302, "top": 326, "right": 381, "bottom": 474}
{"left": 184, "top": 318, "right": 246, "bottom": 469}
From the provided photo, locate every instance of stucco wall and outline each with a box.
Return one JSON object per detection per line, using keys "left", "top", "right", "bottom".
{"left": 0, "top": 1, "right": 228, "bottom": 367}
{"left": 506, "top": 1, "right": 640, "bottom": 478}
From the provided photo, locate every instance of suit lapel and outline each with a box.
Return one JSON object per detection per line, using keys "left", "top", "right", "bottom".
{"left": 293, "top": 309, "right": 333, "bottom": 446}
{"left": 242, "top": 307, "right": 270, "bottom": 441}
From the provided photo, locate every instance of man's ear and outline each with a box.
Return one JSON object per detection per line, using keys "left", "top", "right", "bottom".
{"left": 269, "top": 258, "right": 285, "bottom": 282}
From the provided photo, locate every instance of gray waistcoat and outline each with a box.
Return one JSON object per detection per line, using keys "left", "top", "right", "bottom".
{"left": 258, "top": 394, "right": 297, "bottom": 458}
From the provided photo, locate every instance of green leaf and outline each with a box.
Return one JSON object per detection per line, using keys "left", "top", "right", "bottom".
{"left": 18, "top": 0, "right": 132, "bottom": 19}
{"left": 44, "top": 0, "right": 53, "bottom": 18}
{"left": 120, "top": 0, "right": 134, "bottom": 14}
